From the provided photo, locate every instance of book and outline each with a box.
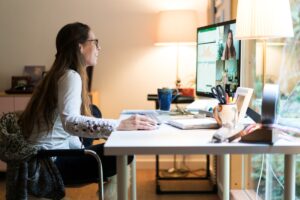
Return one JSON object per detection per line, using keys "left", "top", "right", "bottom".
{"left": 167, "top": 117, "right": 219, "bottom": 130}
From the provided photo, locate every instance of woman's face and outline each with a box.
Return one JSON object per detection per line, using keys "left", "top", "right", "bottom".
{"left": 80, "top": 31, "right": 100, "bottom": 67}
{"left": 227, "top": 32, "right": 233, "bottom": 48}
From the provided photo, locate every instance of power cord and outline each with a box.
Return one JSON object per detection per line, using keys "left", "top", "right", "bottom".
{"left": 256, "top": 154, "right": 265, "bottom": 200}
{"left": 268, "top": 158, "right": 284, "bottom": 190}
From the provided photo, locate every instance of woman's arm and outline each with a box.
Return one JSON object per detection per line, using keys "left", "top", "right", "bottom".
{"left": 58, "top": 70, "right": 157, "bottom": 139}
{"left": 58, "top": 70, "right": 116, "bottom": 139}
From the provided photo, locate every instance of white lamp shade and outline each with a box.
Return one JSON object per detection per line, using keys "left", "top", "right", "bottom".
{"left": 155, "top": 10, "right": 198, "bottom": 45}
{"left": 236, "top": 0, "right": 294, "bottom": 40}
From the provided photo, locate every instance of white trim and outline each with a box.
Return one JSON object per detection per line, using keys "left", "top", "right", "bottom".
{"left": 231, "top": 190, "right": 253, "bottom": 200}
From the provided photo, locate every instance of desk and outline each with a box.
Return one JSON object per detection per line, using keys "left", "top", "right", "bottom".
{"left": 104, "top": 120, "right": 299, "bottom": 200}
{"left": 148, "top": 94, "right": 199, "bottom": 193}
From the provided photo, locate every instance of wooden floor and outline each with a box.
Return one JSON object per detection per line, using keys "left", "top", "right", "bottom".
{"left": 0, "top": 170, "right": 219, "bottom": 200}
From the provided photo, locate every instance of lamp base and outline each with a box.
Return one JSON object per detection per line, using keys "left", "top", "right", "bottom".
{"left": 175, "top": 78, "right": 181, "bottom": 89}
{"left": 240, "top": 126, "right": 279, "bottom": 145}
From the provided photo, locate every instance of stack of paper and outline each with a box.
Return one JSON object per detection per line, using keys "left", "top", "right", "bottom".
{"left": 167, "top": 118, "right": 219, "bottom": 130}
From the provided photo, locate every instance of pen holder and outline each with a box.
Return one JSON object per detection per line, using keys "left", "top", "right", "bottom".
{"left": 213, "top": 104, "right": 238, "bottom": 128}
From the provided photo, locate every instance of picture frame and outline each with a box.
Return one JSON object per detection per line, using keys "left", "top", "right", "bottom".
{"left": 11, "top": 76, "right": 31, "bottom": 89}
{"left": 5, "top": 76, "right": 34, "bottom": 94}
{"left": 234, "top": 87, "right": 254, "bottom": 122}
{"left": 214, "top": 0, "right": 231, "bottom": 23}
{"left": 23, "top": 65, "right": 46, "bottom": 86}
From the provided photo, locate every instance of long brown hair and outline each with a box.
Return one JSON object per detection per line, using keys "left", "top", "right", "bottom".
{"left": 224, "top": 29, "right": 236, "bottom": 60}
{"left": 19, "top": 22, "right": 92, "bottom": 138}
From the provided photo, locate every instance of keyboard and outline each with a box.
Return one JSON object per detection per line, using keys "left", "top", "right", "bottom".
{"left": 122, "top": 110, "right": 162, "bottom": 125}
{"left": 143, "top": 112, "right": 162, "bottom": 125}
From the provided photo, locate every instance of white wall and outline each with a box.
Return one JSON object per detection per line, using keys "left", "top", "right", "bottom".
{"left": 0, "top": 0, "right": 208, "bottom": 118}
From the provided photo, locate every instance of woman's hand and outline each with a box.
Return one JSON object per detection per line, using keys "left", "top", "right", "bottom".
{"left": 117, "top": 115, "right": 157, "bottom": 131}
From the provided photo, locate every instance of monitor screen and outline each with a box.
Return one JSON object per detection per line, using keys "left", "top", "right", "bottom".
{"left": 196, "top": 20, "right": 241, "bottom": 97}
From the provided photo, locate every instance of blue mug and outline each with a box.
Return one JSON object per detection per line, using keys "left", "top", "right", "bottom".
{"left": 157, "top": 88, "right": 178, "bottom": 111}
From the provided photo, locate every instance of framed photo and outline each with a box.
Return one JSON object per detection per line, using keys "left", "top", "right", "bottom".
{"left": 234, "top": 87, "right": 254, "bottom": 122}
{"left": 5, "top": 76, "right": 33, "bottom": 94}
{"left": 11, "top": 76, "right": 31, "bottom": 89}
{"left": 23, "top": 65, "right": 45, "bottom": 86}
{"left": 214, "top": 0, "right": 231, "bottom": 23}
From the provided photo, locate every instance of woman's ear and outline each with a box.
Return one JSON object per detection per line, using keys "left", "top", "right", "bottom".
{"left": 79, "top": 43, "right": 84, "bottom": 53}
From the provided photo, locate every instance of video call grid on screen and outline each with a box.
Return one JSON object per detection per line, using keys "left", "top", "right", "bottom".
{"left": 196, "top": 20, "right": 241, "bottom": 97}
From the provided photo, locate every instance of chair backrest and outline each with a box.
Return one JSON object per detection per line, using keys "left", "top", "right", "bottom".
{"left": 91, "top": 104, "right": 102, "bottom": 118}
{"left": 0, "top": 112, "right": 37, "bottom": 162}
{"left": 0, "top": 112, "right": 65, "bottom": 200}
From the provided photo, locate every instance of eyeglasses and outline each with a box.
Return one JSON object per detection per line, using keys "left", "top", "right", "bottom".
{"left": 87, "top": 39, "right": 99, "bottom": 49}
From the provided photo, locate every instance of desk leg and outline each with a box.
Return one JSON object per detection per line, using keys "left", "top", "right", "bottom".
{"left": 223, "top": 154, "right": 230, "bottom": 200}
{"left": 284, "top": 154, "right": 295, "bottom": 200}
{"left": 131, "top": 156, "right": 137, "bottom": 200}
{"left": 117, "top": 155, "right": 128, "bottom": 200}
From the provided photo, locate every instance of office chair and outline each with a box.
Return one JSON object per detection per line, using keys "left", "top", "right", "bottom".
{"left": 0, "top": 105, "right": 105, "bottom": 200}
{"left": 91, "top": 104, "right": 102, "bottom": 118}
{"left": 36, "top": 149, "right": 104, "bottom": 200}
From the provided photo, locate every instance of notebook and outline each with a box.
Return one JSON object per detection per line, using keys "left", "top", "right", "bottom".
{"left": 167, "top": 117, "right": 219, "bottom": 130}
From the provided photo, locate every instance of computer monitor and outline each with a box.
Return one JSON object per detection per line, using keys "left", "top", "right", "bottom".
{"left": 196, "top": 20, "right": 241, "bottom": 97}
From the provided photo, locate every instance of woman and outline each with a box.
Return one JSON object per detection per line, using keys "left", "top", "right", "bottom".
{"left": 222, "top": 29, "right": 236, "bottom": 60}
{"left": 19, "top": 22, "right": 156, "bottom": 187}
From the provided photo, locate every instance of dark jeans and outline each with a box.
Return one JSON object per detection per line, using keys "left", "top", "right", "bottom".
{"left": 54, "top": 143, "right": 133, "bottom": 185}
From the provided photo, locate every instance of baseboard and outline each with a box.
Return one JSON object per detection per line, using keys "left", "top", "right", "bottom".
{"left": 231, "top": 190, "right": 258, "bottom": 200}
{"left": 218, "top": 187, "right": 259, "bottom": 200}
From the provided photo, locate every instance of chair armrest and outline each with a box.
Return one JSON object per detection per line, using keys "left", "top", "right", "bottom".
{"left": 37, "top": 149, "right": 104, "bottom": 199}
{"left": 37, "top": 149, "right": 86, "bottom": 158}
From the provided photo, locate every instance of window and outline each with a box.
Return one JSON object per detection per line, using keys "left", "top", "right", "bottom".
{"left": 242, "top": 0, "right": 300, "bottom": 199}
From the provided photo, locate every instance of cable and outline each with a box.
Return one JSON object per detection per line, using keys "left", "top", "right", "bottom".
{"left": 256, "top": 154, "right": 265, "bottom": 200}
{"left": 268, "top": 159, "right": 284, "bottom": 190}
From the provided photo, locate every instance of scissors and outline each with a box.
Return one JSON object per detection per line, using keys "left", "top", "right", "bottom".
{"left": 211, "top": 85, "right": 227, "bottom": 104}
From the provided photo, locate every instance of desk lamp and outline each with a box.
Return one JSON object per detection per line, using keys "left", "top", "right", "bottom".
{"left": 236, "top": 0, "right": 294, "bottom": 85}
{"left": 155, "top": 10, "right": 198, "bottom": 177}
{"left": 155, "top": 10, "right": 198, "bottom": 88}
{"left": 236, "top": 0, "right": 294, "bottom": 144}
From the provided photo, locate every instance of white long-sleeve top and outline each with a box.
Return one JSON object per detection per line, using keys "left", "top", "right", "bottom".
{"left": 28, "top": 69, "right": 117, "bottom": 150}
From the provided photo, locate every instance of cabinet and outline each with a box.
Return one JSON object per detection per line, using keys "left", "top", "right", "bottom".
{"left": 0, "top": 93, "right": 31, "bottom": 171}
{"left": 0, "top": 94, "right": 31, "bottom": 114}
